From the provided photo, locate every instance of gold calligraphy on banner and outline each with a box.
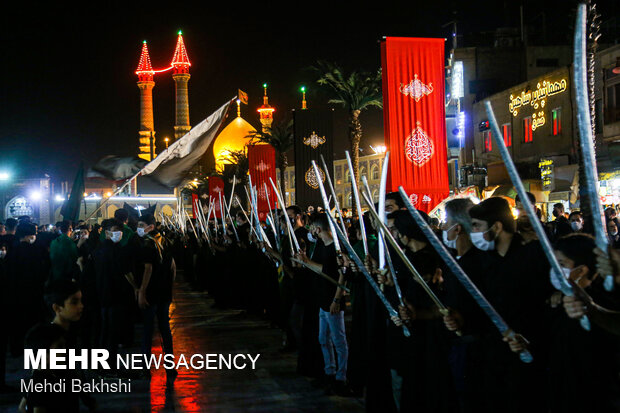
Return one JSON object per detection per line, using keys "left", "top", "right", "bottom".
{"left": 508, "top": 79, "right": 567, "bottom": 117}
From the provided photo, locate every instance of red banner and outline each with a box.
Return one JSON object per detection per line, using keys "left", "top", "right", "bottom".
{"left": 191, "top": 193, "right": 199, "bottom": 219}
{"left": 208, "top": 176, "right": 225, "bottom": 219}
{"left": 381, "top": 37, "right": 449, "bottom": 213}
{"left": 248, "top": 144, "right": 277, "bottom": 221}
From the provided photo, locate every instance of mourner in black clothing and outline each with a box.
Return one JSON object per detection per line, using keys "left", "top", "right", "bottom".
{"left": 467, "top": 197, "right": 550, "bottom": 413}
{"left": 93, "top": 219, "right": 134, "bottom": 361}
{"left": 548, "top": 234, "right": 620, "bottom": 412}
{"left": 7, "top": 222, "right": 49, "bottom": 355}
{"left": 137, "top": 214, "right": 175, "bottom": 368}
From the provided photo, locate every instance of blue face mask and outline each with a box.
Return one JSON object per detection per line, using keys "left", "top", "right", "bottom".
{"left": 137, "top": 228, "right": 146, "bottom": 237}
{"left": 110, "top": 231, "right": 122, "bottom": 243}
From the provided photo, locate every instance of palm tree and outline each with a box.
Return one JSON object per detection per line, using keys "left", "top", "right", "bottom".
{"left": 313, "top": 61, "right": 382, "bottom": 211}
{"left": 248, "top": 119, "right": 294, "bottom": 192}
{"left": 220, "top": 149, "right": 249, "bottom": 186}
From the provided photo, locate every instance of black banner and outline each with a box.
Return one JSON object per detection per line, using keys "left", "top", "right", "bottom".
{"left": 293, "top": 109, "right": 334, "bottom": 210}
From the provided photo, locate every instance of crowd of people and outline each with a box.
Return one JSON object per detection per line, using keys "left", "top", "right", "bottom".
{"left": 1, "top": 192, "right": 619, "bottom": 412}
{"left": 0, "top": 210, "right": 177, "bottom": 412}
{"left": 179, "top": 192, "right": 620, "bottom": 412}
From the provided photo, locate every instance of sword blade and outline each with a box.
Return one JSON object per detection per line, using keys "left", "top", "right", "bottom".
{"left": 345, "top": 151, "right": 368, "bottom": 255}
{"left": 325, "top": 211, "right": 410, "bottom": 337}
{"left": 397, "top": 187, "right": 533, "bottom": 363}
{"left": 320, "top": 154, "right": 347, "bottom": 235}
{"left": 361, "top": 191, "right": 447, "bottom": 313}
{"left": 574, "top": 4, "right": 613, "bottom": 291}
{"left": 312, "top": 160, "right": 341, "bottom": 254}
{"left": 485, "top": 101, "right": 590, "bottom": 331}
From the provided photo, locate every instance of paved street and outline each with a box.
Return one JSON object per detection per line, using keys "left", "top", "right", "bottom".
{"left": 0, "top": 278, "right": 364, "bottom": 412}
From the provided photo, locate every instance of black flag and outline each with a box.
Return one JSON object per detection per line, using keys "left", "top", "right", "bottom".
{"left": 293, "top": 109, "right": 334, "bottom": 210}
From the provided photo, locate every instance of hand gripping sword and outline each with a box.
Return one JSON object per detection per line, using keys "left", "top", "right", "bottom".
{"left": 485, "top": 101, "right": 591, "bottom": 331}
{"left": 398, "top": 187, "right": 533, "bottom": 363}
{"left": 360, "top": 177, "right": 407, "bottom": 314}
{"left": 361, "top": 191, "right": 455, "bottom": 336}
{"left": 574, "top": 3, "right": 614, "bottom": 292}
{"left": 325, "top": 210, "right": 410, "bottom": 337}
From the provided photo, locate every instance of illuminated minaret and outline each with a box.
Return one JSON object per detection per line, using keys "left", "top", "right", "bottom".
{"left": 257, "top": 83, "right": 275, "bottom": 133}
{"left": 171, "top": 30, "right": 191, "bottom": 140}
{"left": 300, "top": 86, "right": 307, "bottom": 109}
{"left": 136, "top": 40, "right": 156, "bottom": 161}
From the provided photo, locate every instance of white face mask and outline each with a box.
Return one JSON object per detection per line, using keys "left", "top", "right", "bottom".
{"left": 307, "top": 232, "right": 317, "bottom": 243}
{"left": 471, "top": 229, "right": 495, "bottom": 251}
{"left": 570, "top": 221, "right": 583, "bottom": 231}
{"left": 137, "top": 227, "right": 146, "bottom": 237}
{"left": 442, "top": 224, "right": 458, "bottom": 249}
{"left": 549, "top": 266, "right": 572, "bottom": 290}
{"left": 0, "top": 250, "right": 6, "bottom": 259}
{"left": 29, "top": 236, "right": 36, "bottom": 244}
{"left": 111, "top": 231, "right": 122, "bottom": 243}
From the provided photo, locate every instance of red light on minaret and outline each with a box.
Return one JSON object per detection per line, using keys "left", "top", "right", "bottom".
{"left": 171, "top": 31, "right": 191, "bottom": 74}
{"left": 136, "top": 40, "right": 154, "bottom": 81}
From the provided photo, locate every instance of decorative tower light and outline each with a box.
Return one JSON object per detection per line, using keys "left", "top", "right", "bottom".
{"left": 171, "top": 30, "right": 191, "bottom": 140}
{"left": 136, "top": 40, "right": 156, "bottom": 161}
{"left": 257, "top": 83, "right": 275, "bottom": 133}
{"left": 301, "top": 86, "right": 307, "bottom": 110}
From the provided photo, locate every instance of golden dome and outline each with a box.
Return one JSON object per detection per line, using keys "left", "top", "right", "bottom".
{"left": 212, "top": 116, "right": 256, "bottom": 172}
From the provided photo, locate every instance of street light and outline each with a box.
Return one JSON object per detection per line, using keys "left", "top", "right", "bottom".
{"left": 371, "top": 144, "right": 387, "bottom": 155}
{"left": 164, "top": 137, "right": 170, "bottom": 149}
{"left": 30, "top": 191, "right": 42, "bottom": 201}
{"left": 0, "top": 172, "right": 9, "bottom": 181}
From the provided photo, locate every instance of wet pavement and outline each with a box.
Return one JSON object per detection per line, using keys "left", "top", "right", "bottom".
{"left": 0, "top": 278, "right": 364, "bottom": 412}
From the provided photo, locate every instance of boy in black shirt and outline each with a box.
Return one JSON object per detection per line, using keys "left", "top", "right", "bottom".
{"left": 19, "top": 323, "right": 79, "bottom": 413}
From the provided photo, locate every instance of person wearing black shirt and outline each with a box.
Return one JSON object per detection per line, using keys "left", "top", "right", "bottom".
{"left": 0, "top": 218, "right": 18, "bottom": 255}
{"left": 548, "top": 234, "right": 620, "bottom": 412}
{"left": 93, "top": 219, "right": 134, "bottom": 363}
{"left": 20, "top": 323, "right": 80, "bottom": 413}
{"left": 467, "top": 197, "right": 550, "bottom": 413}
{"left": 547, "top": 203, "right": 571, "bottom": 242}
{"left": 386, "top": 210, "right": 456, "bottom": 412}
{"left": 295, "top": 213, "right": 350, "bottom": 396}
{"left": 441, "top": 198, "right": 489, "bottom": 412}
{"left": 137, "top": 214, "right": 175, "bottom": 371}
{"left": 7, "top": 222, "right": 49, "bottom": 356}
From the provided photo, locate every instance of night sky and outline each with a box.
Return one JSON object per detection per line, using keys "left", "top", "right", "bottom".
{"left": 1, "top": 1, "right": 617, "bottom": 184}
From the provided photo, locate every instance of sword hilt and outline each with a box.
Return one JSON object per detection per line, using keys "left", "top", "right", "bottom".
{"left": 519, "top": 350, "right": 533, "bottom": 363}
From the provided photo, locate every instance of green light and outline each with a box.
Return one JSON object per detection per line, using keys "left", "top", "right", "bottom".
{"left": 301, "top": 86, "right": 306, "bottom": 92}
{"left": 263, "top": 83, "right": 267, "bottom": 88}
{"left": 178, "top": 30, "right": 183, "bottom": 35}
{"left": 143, "top": 40, "right": 147, "bottom": 44}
